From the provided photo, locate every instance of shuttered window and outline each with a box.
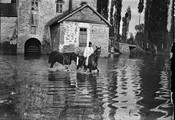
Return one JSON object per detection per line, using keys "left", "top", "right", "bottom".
{"left": 31, "top": 0, "right": 38, "bottom": 34}
{"left": 31, "top": 26, "right": 37, "bottom": 34}
{"left": 56, "top": 0, "right": 64, "bottom": 13}
{"left": 79, "top": 28, "right": 87, "bottom": 47}
{"left": 31, "top": 0, "right": 38, "bottom": 11}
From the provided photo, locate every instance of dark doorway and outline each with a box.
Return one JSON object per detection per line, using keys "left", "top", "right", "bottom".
{"left": 24, "top": 38, "right": 41, "bottom": 59}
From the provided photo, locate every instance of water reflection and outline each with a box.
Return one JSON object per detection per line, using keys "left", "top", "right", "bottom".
{"left": 0, "top": 54, "right": 173, "bottom": 120}
{"left": 103, "top": 55, "right": 143, "bottom": 120}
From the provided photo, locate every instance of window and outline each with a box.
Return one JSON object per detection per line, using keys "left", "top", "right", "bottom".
{"left": 31, "top": 26, "right": 37, "bottom": 34}
{"left": 56, "top": 0, "right": 64, "bottom": 13}
{"left": 79, "top": 28, "right": 87, "bottom": 47}
{"left": 31, "top": 10, "right": 38, "bottom": 26}
{"left": 31, "top": 0, "right": 38, "bottom": 33}
{"left": 31, "top": 0, "right": 39, "bottom": 26}
{"left": 31, "top": 0, "right": 38, "bottom": 11}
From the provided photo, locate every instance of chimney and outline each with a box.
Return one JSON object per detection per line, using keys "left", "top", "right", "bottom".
{"left": 69, "top": 0, "right": 72, "bottom": 12}
{"left": 80, "top": 1, "right": 87, "bottom": 6}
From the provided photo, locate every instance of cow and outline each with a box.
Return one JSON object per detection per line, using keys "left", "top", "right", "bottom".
{"left": 48, "top": 51, "right": 78, "bottom": 68}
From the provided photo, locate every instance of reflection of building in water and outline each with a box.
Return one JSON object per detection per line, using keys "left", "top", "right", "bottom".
{"left": 0, "top": 61, "right": 20, "bottom": 119}
{"left": 18, "top": 81, "right": 53, "bottom": 119}
{"left": 17, "top": 71, "right": 70, "bottom": 119}
{"left": 61, "top": 73, "right": 102, "bottom": 120}
{"left": 17, "top": 71, "right": 103, "bottom": 119}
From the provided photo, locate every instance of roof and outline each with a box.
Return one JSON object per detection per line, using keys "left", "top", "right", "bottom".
{"left": 46, "top": 4, "right": 111, "bottom": 27}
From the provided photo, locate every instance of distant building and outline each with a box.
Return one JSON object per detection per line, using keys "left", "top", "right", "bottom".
{"left": 0, "top": 0, "right": 111, "bottom": 57}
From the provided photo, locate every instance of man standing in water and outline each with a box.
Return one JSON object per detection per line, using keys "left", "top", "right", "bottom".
{"left": 83, "top": 42, "right": 94, "bottom": 66}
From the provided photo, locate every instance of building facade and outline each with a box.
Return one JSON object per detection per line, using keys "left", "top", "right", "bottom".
{"left": 0, "top": 0, "right": 17, "bottom": 54}
{"left": 0, "top": 0, "right": 111, "bottom": 57}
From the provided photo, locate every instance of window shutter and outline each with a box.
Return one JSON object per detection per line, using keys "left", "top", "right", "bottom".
{"left": 79, "top": 28, "right": 87, "bottom": 47}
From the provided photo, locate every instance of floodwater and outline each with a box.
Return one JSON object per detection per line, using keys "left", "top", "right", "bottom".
{"left": 0, "top": 54, "right": 174, "bottom": 120}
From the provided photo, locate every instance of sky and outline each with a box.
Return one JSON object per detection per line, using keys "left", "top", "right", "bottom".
{"left": 120, "top": 0, "right": 172, "bottom": 37}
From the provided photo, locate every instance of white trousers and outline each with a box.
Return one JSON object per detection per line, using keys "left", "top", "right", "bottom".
{"left": 85, "top": 57, "right": 89, "bottom": 66}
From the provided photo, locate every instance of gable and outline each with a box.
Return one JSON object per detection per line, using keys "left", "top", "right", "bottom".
{"left": 46, "top": 4, "right": 111, "bottom": 27}
{"left": 66, "top": 7, "right": 106, "bottom": 25}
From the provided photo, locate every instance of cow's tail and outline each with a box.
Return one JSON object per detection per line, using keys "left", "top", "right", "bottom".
{"left": 48, "top": 55, "right": 53, "bottom": 63}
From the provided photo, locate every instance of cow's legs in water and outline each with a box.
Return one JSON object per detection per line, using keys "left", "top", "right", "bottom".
{"left": 50, "top": 62, "right": 55, "bottom": 68}
{"left": 84, "top": 65, "right": 87, "bottom": 72}
{"left": 89, "top": 68, "right": 92, "bottom": 73}
{"left": 94, "top": 66, "right": 99, "bottom": 73}
{"left": 89, "top": 68, "right": 99, "bottom": 73}
{"left": 77, "top": 66, "right": 79, "bottom": 70}
{"left": 97, "top": 68, "right": 99, "bottom": 73}
{"left": 65, "top": 65, "right": 69, "bottom": 70}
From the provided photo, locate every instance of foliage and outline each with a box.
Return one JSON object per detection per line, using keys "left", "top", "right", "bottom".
{"left": 135, "top": 32, "right": 145, "bottom": 45}
{"left": 127, "top": 33, "right": 135, "bottom": 45}
{"left": 97, "top": 0, "right": 108, "bottom": 19}
{"left": 135, "top": 24, "right": 144, "bottom": 32}
{"left": 170, "top": 0, "right": 174, "bottom": 40}
{"left": 122, "top": 6, "right": 132, "bottom": 42}
{"left": 144, "top": 0, "right": 170, "bottom": 52}
{"left": 138, "top": 0, "right": 144, "bottom": 13}
{"left": 101, "top": 0, "right": 123, "bottom": 39}
{"left": 109, "top": 0, "right": 123, "bottom": 41}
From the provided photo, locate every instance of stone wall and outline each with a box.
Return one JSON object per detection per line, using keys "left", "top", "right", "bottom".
{"left": 90, "top": 24, "right": 109, "bottom": 57}
{"left": 17, "top": 0, "right": 31, "bottom": 53}
{"left": 17, "top": 0, "right": 97, "bottom": 54}
{"left": 0, "top": 17, "right": 17, "bottom": 54}
{"left": 17, "top": 0, "right": 64, "bottom": 53}
{"left": 0, "top": 17, "right": 17, "bottom": 43}
{"left": 59, "top": 21, "right": 88, "bottom": 53}
{"left": 56, "top": 21, "right": 109, "bottom": 57}
{"left": 5, "top": 0, "right": 98, "bottom": 54}
{"left": 59, "top": 22, "right": 79, "bottom": 53}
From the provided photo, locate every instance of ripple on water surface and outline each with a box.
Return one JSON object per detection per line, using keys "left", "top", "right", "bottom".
{"left": 0, "top": 55, "right": 173, "bottom": 120}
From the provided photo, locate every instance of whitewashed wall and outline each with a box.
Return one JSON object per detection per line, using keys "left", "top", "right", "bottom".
{"left": 59, "top": 21, "right": 109, "bottom": 57}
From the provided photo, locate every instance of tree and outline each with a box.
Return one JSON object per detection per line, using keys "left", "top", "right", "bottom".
{"left": 138, "top": 0, "right": 144, "bottom": 25}
{"left": 134, "top": 24, "right": 147, "bottom": 49}
{"left": 170, "top": 0, "right": 174, "bottom": 43}
{"left": 113, "top": 0, "right": 123, "bottom": 42}
{"left": 144, "top": 0, "right": 170, "bottom": 52}
{"left": 135, "top": 24, "right": 144, "bottom": 33}
{"left": 135, "top": 31, "right": 145, "bottom": 48}
{"left": 127, "top": 33, "right": 135, "bottom": 44}
{"left": 97, "top": 0, "right": 108, "bottom": 19}
{"left": 121, "top": 6, "right": 131, "bottom": 43}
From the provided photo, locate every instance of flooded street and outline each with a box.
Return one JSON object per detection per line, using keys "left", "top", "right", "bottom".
{"left": 0, "top": 54, "right": 174, "bottom": 120}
